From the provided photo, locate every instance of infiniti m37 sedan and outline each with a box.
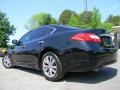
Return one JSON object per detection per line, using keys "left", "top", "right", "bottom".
{"left": 2, "top": 25, "right": 118, "bottom": 81}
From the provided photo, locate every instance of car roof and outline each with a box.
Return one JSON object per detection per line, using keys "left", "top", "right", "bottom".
{"left": 31, "top": 25, "right": 81, "bottom": 34}
{"left": 47, "top": 25, "right": 80, "bottom": 30}
{"left": 33, "top": 25, "right": 107, "bottom": 34}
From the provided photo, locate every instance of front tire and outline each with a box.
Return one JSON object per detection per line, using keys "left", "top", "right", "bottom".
{"left": 41, "top": 52, "right": 64, "bottom": 81}
{"left": 2, "top": 54, "right": 12, "bottom": 68}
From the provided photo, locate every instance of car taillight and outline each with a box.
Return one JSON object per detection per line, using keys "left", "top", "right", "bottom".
{"left": 71, "top": 33, "right": 101, "bottom": 43}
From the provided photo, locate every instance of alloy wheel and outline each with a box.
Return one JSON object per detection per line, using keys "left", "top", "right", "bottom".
{"left": 3, "top": 55, "right": 12, "bottom": 68}
{"left": 42, "top": 55, "right": 57, "bottom": 78}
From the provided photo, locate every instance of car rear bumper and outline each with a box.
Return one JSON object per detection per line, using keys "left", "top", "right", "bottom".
{"left": 60, "top": 49, "right": 118, "bottom": 72}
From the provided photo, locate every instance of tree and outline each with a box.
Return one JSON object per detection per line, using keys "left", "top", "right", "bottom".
{"left": 106, "top": 15, "right": 120, "bottom": 26}
{"left": 79, "top": 11, "right": 92, "bottom": 25}
{"left": 106, "top": 14, "right": 113, "bottom": 22}
{"left": 75, "top": 11, "right": 93, "bottom": 29}
{"left": 90, "top": 8, "right": 101, "bottom": 28}
{"left": 89, "top": 8, "right": 113, "bottom": 31}
{"left": 25, "top": 13, "right": 57, "bottom": 30}
{"left": 101, "top": 22, "right": 113, "bottom": 32}
{"left": 51, "top": 17, "right": 57, "bottom": 24}
{"left": 0, "top": 10, "right": 15, "bottom": 47}
{"left": 68, "top": 14, "right": 80, "bottom": 27}
{"left": 59, "top": 10, "right": 76, "bottom": 25}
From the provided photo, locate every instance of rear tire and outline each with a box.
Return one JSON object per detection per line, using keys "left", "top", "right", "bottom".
{"left": 2, "top": 54, "right": 13, "bottom": 68}
{"left": 41, "top": 52, "right": 64, "bottom": 81}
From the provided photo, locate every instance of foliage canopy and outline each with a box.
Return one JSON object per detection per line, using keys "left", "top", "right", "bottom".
{"left": 0, "top": 10, "right": 15, "bottom": 47}
{"left": 26, "top": 7, "right": 120, "bottom": 32}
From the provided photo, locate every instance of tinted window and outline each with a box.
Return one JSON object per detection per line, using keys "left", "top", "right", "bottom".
{"left": 31, "top": 27, "right": 54, "bottom": 40}
{"left": 19, "top": 31, "right": 32, "bottom": 43}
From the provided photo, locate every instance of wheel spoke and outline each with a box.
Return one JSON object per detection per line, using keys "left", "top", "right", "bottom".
{"left": 49, "top": 68, "right": 52, "bottom": 77}
{"left": 51, "top": 68, "right": 56, "bottom": 74}
{"left": 44, "top": 67, "right": 49, "bottom": 72}
{"left": 43, "top": 60, "right": 48, "bottom": 66}
{"left": 51, "top": 66, "right": 57, "bottom": 70}
{"left": 51, "top": 59, "right": 55, "bottom": 65}
{"left": 49, "top": 56, "right": 53, "bottom": 62}
{"left": 44, "top": 58, "right": 50, "bottom": 64}
{"left": 43, "top": 64, "right": 48, "bottom": 68}
{"left": 48, "top": 56, "right": 51, "bottom": 63}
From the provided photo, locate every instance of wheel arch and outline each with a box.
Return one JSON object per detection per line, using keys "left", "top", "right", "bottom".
{"left": 38, "top": 47, "right": 61, "bottom": 69}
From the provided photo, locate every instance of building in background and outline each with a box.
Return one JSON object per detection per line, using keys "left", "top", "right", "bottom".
{"left": 112, "top": 26, "right": 120, "bottom": 33}
{"left": 112, "top": 26, "right": 120, "bottom": 48}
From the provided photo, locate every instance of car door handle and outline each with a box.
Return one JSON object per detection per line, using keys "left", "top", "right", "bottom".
{"left": 38, "top": 41, "right": 44, "bottom": 44}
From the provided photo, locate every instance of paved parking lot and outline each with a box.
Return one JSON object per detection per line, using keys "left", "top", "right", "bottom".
{"left": 0, "top": 50, "right": 120, "bottom": 90}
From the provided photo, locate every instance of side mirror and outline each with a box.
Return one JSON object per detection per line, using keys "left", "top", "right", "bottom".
{"left": 12, "top": 39, "right": 18, "bottom": 45}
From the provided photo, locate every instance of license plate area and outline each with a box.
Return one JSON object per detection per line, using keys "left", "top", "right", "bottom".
{"left": 102, "top": 37, "right": 113, "bottom": 47}
{"left": 100, "top": 34, "right": 113, "bottom": 47}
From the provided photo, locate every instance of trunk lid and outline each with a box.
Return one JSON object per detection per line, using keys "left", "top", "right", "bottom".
{"left": 83, "top": 29, "right": 116, "bottom": 48}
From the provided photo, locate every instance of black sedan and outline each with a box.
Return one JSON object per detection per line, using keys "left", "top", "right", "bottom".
{"left": 2, "top": 25, "right": 118, "bottom": 81}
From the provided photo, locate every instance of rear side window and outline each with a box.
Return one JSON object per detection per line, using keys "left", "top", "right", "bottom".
{"left": 31, "top": 26, "right": 54, "bottom": 40}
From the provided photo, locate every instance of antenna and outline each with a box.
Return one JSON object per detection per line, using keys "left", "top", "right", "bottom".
{"left": 84, "top": 0, "right": 88, "bottom": 11}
